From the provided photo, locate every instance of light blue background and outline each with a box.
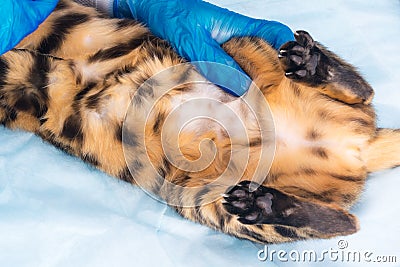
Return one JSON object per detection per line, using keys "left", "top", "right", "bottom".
{"left": 1, "top": 0, "right": 399, "bottom": 266}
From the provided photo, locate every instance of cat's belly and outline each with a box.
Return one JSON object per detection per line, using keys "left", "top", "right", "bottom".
{"left": 272, "top": 109, "right": 371, "bottom": 174}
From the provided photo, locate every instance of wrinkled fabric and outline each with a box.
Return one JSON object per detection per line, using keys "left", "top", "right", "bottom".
{"left": 0, "top": 0, "right": 59, "bottom": 55}
{"left": 114, "top": 0, "right": 294, "bottom": 96}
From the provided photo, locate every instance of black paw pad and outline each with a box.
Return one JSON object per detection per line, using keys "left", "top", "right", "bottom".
{"left": 223, "top": 181, "right": 278, "bottom": 224}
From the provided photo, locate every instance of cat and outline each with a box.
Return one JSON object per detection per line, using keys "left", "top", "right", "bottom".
{"left": 1, "top": 0, "right": 399, "bottom": 243}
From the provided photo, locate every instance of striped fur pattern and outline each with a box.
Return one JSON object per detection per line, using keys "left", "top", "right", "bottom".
{"left": 1, "top": 0, "right": 400, "bottom": 243}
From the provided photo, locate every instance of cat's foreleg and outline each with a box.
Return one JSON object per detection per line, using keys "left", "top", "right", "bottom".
{"left": 278, "top": 31, "right": 374, "bottom": 105}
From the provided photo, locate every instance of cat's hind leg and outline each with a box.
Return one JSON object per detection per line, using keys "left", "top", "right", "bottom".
{"left": 223, "top": 181, "right": 359, "bottom": 238}
{"left": 363, "top": 128, "right": 400, "bottom": 173}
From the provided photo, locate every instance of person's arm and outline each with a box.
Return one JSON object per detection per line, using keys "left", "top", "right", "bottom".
{"left": 0, "top": 0, "right": 59, "bottom": 55}
{"left": 81, "top": 0, "right": 293, "bottom": 96}
{"left": 113, "top": 0, "right": 294, "bottom": 96}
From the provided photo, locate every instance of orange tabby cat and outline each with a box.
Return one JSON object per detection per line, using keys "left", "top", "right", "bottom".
{"left": 1, "top": 0, "right": 399, "bottom": 243}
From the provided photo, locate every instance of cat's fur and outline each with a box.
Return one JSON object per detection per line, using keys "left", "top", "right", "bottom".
{"left": 1, "top": 0, "right": 399, "bottom": 243}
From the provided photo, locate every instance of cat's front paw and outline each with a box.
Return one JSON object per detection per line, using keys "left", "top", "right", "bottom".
{"left": 278, "top": 30, "right": 326, "bottom": 85}
{"left": 279, "top": 30, "right": 375, "bottom": 104}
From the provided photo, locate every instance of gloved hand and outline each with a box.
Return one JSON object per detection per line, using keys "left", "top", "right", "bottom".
{"left": 0, "top": 0, "right": 59, "bottom": 55}
{"left": 113, "top": 0, "right": 294, "bottom": 96}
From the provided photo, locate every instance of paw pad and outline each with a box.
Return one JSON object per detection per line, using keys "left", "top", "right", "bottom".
{"left": 223, "top": 181, "right": 275, "bottom": 224}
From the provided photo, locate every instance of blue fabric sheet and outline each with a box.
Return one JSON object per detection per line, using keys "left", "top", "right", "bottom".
{"left": 1, "top": 1, "right": 400, "bottom": 266}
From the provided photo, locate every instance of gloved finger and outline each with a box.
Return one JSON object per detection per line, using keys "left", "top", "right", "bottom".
{"left": 0, "top": 0, "right": 58, "bottom": 55}
{"left": 173, "top": 27, "right": 251, "bottom": 96}
{"left": 194, "top": 0, "right": 294, "bottom": 50}
{"left": 227, "top": 19, "right": 295, "bottom": 50}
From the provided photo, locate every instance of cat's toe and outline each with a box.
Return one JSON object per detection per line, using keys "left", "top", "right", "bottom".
{"left": 222, "top": 181, "right": 253, "bottom": 215}
{"left": 294, "top": 30, "right": 315, "bottom": 48}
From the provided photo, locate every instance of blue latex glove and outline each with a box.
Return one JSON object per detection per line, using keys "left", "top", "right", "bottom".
{"left": 0, "top": 0, "right": 59, "bottom": 55}
{"left": 114, "top": 0, "right": 294, "bottom": 96}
